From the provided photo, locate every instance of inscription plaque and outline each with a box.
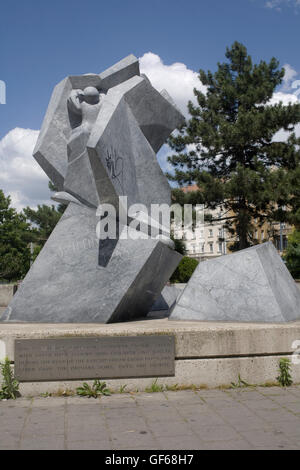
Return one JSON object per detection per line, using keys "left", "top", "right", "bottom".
{"left": 14, "top": 335, "right": 175, "bottom": 382}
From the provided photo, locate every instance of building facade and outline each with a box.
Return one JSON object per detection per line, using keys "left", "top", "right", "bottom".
{"left": 173, "top": 185, "right": 293, "bottom": 261}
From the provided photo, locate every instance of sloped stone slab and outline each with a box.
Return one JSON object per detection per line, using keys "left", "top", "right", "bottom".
{"left": 2, "top": 203, "right": 181, "bottom": 323}
{"left": 169, "top": 242, "right": 300, "bottom": 323}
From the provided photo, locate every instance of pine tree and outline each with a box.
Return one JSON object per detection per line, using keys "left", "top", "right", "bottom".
{"left": 167, "top": 42, "right": 300, "bottom": 250}
{"left": 23, "top": 204, "right": 63, "bottom": 249}
{"left": 48, "top": 180, "right": 66, "bottom": 215}
{"left": 284, "top": 229, "right": 300, "bottom": 279}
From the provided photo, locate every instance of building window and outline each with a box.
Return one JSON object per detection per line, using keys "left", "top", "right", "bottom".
{"left": 209, "top": 242, "right": 213, "bottom": 253}
{"left": 209, "top": 229, "right": 213, "bottom": 238}
{"left": 218, "top": 242, "right": 222, "bottom": 253}
{"left": 218, "top": 228, "right": 222, "bottom": 238}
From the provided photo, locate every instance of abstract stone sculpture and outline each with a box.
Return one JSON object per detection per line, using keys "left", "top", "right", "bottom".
{"left": 169, "top": 242, "right": 300, "bottom": 323}
{"left": 2, "top": 55, "right": 184, "bottom": 323}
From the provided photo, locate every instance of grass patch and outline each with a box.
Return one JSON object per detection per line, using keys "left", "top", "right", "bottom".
{"left": 76, "top": 380, "right": 112, "bottom": 399}
{"left": 230, "top": 375, "right": 254, "bottom": 389}
{"left": 277, "top": 358, "right": 293, "bottom": 387}
{"left": 145, "top": 379, "right": 164, "bottom": 393}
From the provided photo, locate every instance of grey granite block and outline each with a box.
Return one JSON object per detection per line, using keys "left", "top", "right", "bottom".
{"left": 5, "top": 55, "right": 185, "bottom": 324}
{"left": 87, "top": 74, "right": 183, "bottom": 217}
{"left": 169, "top": 242, "right": 300, "bottom": 323}
{"left": 64, "top": 148, "right": 100, "bottom": 208}
{"left": 3, "top": 203, "right": 181, "bottom": 323}
{"left": 150, "top": 285, "right": 183, "bottom": 312}
{"left": 99, "top": 54, "right": 140, "bottom": 92}
{"left": 33, "top": 75, "right": 103, "bottom": 192}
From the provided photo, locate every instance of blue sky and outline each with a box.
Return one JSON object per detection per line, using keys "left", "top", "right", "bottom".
{"left": 0, "top": 0, "right": 300, "bottom": 209}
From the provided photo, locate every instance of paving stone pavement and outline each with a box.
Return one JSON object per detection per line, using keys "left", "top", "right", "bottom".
{"left": 0, "top": 386, "right": 300, "bottom": 450}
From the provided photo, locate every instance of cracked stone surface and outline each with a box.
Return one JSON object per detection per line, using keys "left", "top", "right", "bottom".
{"left": 170, "top": 242, "right": 300, "bottom": 323}
{"left": 2, "top": 203, "right": 181, "bottom": 323}
{"left": 1, "top": 55, "right": 184, "bottom": 324}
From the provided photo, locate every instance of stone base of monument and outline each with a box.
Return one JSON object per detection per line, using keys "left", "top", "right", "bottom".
{"left": 1, "top": 319, "right": 300, "bottom": 396}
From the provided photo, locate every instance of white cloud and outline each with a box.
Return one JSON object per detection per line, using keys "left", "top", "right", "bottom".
{"left": 273, "top": 123, "right": 300, "bottom": 141}
{"left": 268, "top": 83, "right": 300, "bottom": 141}
{"left": 1, "top": 55, "right": 204, "bottom": 209}
{"left": 265, "top": 0, "right": 300, "bottom": 11}
{"left": 268, "top": 91, "right": 299, "bottom": 106}
{"left": 1, "top": 54, "right": 299, "bottom": 208}
{"left": 282, "top": 63, "right": 298, "bottom": 91}
{"left": 270, "top": 63, "right": 300, "bottom": 108}
{"left": 0, "top": 127, "right": 51, "bottom": 211}
{"left": 139, "top": 52, "right": 206, "bottom": 117}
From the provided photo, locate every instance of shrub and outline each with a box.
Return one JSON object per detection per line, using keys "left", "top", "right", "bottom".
{"left": 0, "top": 357, "right": 20, "bottom": 400}
{"left": 170, "top": 256, "right": 199, "bottom": 283}
{"left": 277, "top": 358, "right": 293, "bottom": 387}
{"left": 284, "top": 229, "right": 300, "bottom": 279}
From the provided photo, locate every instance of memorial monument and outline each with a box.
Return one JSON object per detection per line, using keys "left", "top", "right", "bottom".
{"left": 1, "top": 55, "right": 298, "bottom": 327}
{"left": 1, "top": 54, "right": 184, "bottom": 323}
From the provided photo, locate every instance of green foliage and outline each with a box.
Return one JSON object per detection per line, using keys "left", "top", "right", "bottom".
{"left": 277, "top": 358, "right": 293, "bottom": 387}
{"left": 119, "top": 384, "right": 127, "bottom": 394}
{"left": 165, "top": 384, "right": 179, "bottom": 391}
{"left": 48, "top": 180, "right": 67, "bottom": 214}
{"left": 0, "top": 186, "right": 65, "bottom": 281}
{"left": 21, "top": 180, "right": 66, "bottom": 259}
{"left": 167, "top": 42, "right": 300, "bottom": 250}
{"left": 23, "top": 204, "right": 63, "bottom": 251}
{"left": 48, "top": 180, "right": 57, "bottom": 193}
{"left": 170, "top": 256, "right": 199, "bottom": 283}
{"left": 76, "top": 380, "right": 111, "bottom": 398}
{"left": 145, "top": 379, "right": 164, "bottom": 393}
{"left": 0, "top": 357, "right": 20, "bottom": 400}
{"left": 0, "top": 190, "right": 32, "bottom": 282}
{"left": 230, "top": 375, "right": 252, "bottom": 389}
{"left": 171, "top": 232, "right": 186, "bottom": 256}
{"left": 284, "top": 229, "right": 300, "bottom": 279}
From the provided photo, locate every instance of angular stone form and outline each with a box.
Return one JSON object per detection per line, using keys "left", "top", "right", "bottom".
{"left": 169, "top": 242, "right": 300, "bottom": 323}
{"left": 33, "top": 55, "right": 184, "bottom": 215}
{"left": 120, "top": 77, "right": 184, "bottom": 153}
{"left": 3, "top": 203, "right": 182, "bottom": 323}
{"left": 3, "top": 55, "right": 185, "bottom": 324}
{"left": 87, "top": 77, "right": 178, "bottom": 214}
{"left": 33, "top": 74, "right": 102, "bottom": 192}
{"left": 99, "top": 54, "right": 140, "bottom": 92}
{"left": 150, "top": 285, "right": 183, "bottom": 312}
{"left": 32, "top": 55, "right": 140, "bottom": 194}
{"left": 64, "top": 145, "right": 100, "bottom": 208}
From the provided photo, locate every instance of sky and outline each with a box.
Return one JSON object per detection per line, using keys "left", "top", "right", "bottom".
{"left": 0, "top": 0, "right": 300, "bottom": 210}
